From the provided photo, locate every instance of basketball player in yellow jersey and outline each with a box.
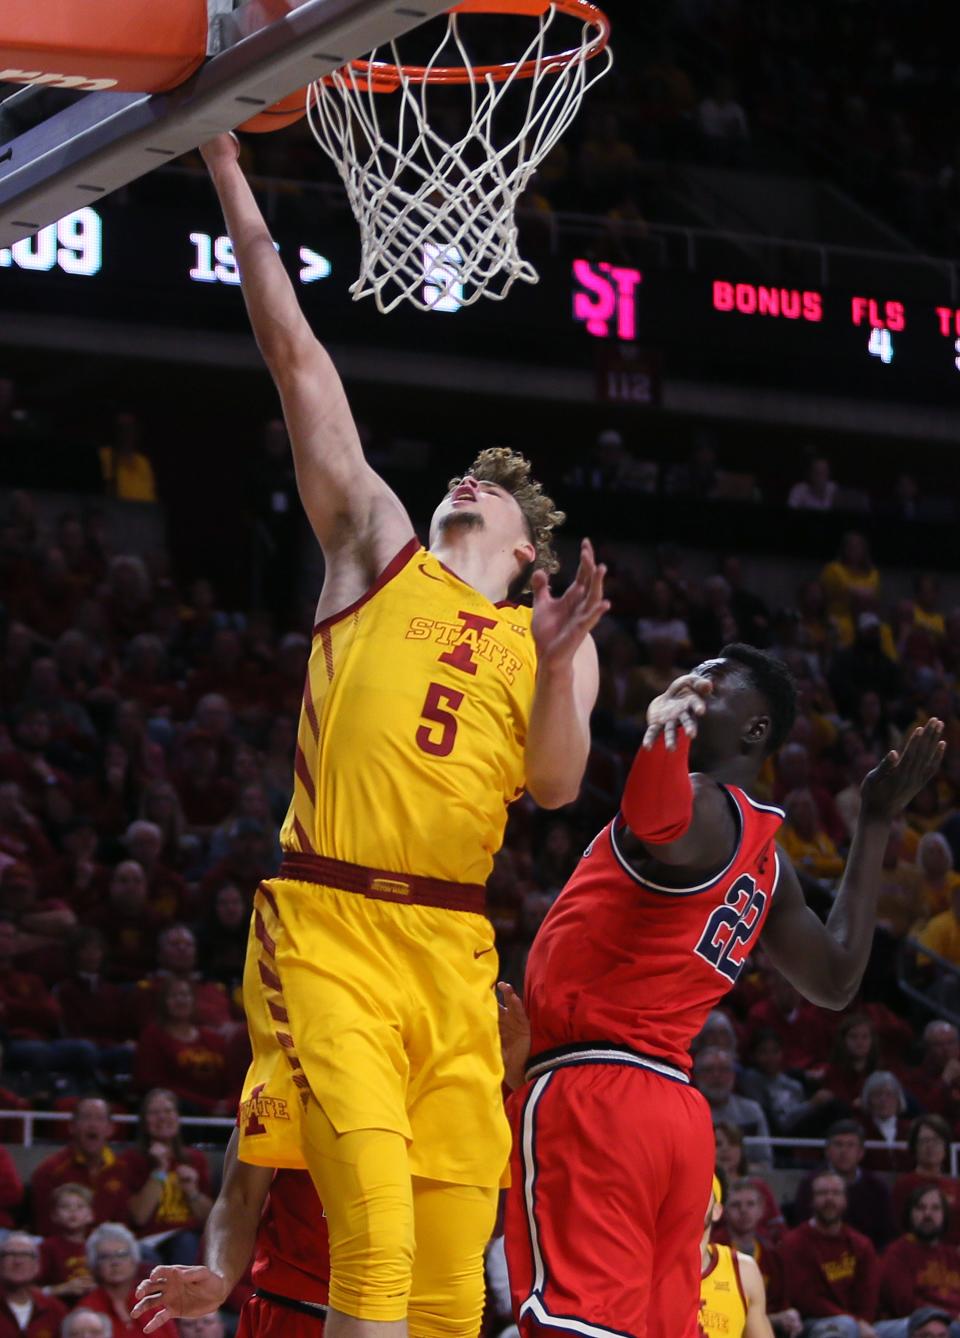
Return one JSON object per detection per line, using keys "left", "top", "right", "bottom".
{"left": 701, "top": 1178, "right": 773, "bottom": 1338}
{"left": 200, "top": 133, "right": 608, "bottom": 1338}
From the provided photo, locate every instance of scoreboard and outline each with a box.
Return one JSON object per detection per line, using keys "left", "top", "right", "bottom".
{"left": 2, "top": 203, "right": 959, "bottom": 403}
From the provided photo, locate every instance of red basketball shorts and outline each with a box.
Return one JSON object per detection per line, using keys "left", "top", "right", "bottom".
{"left": 504, "top": 1049, "right": 715, "bottom": 1338}
{"left": 236, "top": 1292, "right": 327, "bottom": 1338}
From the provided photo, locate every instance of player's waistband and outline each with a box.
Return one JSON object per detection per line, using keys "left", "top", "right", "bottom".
{"left": 254, "top": 1287, "right": 328, "bottom": 1319}
{"left": 525, "top": 1041, "right": 690, "bottom": 1085}
{"left": 278, "top": 851, "right": 487, "bottom": 914}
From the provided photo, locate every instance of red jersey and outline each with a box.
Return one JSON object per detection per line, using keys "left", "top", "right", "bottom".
{"left": 525, "top": 787, "right": 783, "bottom": 1072}
{"left": 253, "top": 1169, "right": 329, "bottom": 1307}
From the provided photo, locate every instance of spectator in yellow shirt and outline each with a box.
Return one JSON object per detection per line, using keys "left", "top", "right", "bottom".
{"left": 820, "top": 532, "right": 880, "bottom": 645}
{"left": 876, "top": 820, "right": 925, "bottom": 939}
{"left": 917, "top": 833, "right": 960, "bottom": 924}
{"left": 99, "top": 412, "right": 157, "bottom": 503}
{"left": 916, "top": 885, "right": 960, "bottom": 969}
{"left": 912, "top": 573, "right": 946, "bottom": 640}
{"left": 779, "top": 789, "right": 844, "bottom": 882}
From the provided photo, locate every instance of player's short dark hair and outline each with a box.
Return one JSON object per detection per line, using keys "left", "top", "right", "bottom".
{"left": 719, "top": 643, "right": 798, "bottom": 755}
{"left": 826, "top": 1119, "right": 865, "bottom": 1144}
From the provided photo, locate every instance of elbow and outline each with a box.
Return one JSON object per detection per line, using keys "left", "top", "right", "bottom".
{"left": 527, "top": 780, "right": 580, "bottom": 811}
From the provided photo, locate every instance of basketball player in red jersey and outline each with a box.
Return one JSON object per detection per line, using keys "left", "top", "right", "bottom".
{"left": 132, "top": 1130, "right": 327, "bottom": 1337}
{"left": 505, "top": 644, "right": 945, "bottom": 1338}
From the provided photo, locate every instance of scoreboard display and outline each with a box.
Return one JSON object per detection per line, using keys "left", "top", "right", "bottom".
{"left": 2, "top": 203, "right": 959, "bottom": 403}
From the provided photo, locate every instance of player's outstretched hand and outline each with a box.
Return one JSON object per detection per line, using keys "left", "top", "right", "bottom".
{"left": 860, "top": 717, "right": 946, "bottom": 822}
{"left": 642, "top": 674, "right": 713, "bottom": 752}
{"left": 132, "top": 1265, "right": 228, "bottom": 1332}
{"left": 497, "top": 981, "right": 531, "bottom": 1092}
{"left": 199, "top": 132, "right": 240, "bottom": 173}
{"left": 531, "top": 538, "right": 610, "bottom": 670}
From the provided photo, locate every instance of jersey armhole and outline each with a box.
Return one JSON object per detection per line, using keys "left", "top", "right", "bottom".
{"left": 730, "top": 1250, "right": 749, "bottom": 1313}
{"left": 313, "top": 537, "right": 421, "bottom": 635}
{"left": 609, "top": 787, "right": 744, "bottom": 897}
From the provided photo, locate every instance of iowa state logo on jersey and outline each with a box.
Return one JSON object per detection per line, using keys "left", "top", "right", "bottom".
{"left": 693, "top": 874, "right": 767, "bottom": 984}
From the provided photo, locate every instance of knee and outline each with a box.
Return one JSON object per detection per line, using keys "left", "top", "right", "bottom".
{"left": 407, "top": 1271, "right": 486, "bottom": 1338}
{"left": 327, "top": 1185, "right": 415, "bottom": 1321}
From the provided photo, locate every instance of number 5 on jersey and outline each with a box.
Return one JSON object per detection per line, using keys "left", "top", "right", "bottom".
{"left": 416, "top": 682, "right": 464, "bottom": 757}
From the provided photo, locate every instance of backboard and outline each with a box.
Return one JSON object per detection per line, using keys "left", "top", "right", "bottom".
{"left": 0, "top": 0, "right": 456, "bottom": 248}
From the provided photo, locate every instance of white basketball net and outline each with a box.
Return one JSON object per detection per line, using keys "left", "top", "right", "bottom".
{"left": 305, "top": 2, "right": 612, "bottom": 313}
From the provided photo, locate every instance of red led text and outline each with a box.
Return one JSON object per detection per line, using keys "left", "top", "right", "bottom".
{"left": 935, "top": 307, "right": 960, "bottom": 338}
{"left": 712, "top": 281, "right": 823, "bottom": 323}
{"left": 851, "top": 297, "right": 905, "bottom": 330}
{"left": 572, "top": 260, "right": 642, "bottom": 341}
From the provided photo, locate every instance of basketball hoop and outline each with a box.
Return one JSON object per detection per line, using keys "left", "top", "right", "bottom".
{"left": 305, "top": 0, "right": 612, "bottom": 313}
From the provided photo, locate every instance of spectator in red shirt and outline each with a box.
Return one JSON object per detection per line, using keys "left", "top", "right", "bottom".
{"left": 783, "top": 1172, "right": 879, "bottom": 1337}
{"left": 172, "top": 732, "right": 236, "bottom": 836}
{"left": 879, "top": 1186, "right": 960, "bottom": 1325}
{"left": 0, "top": 1145, "right": 23, "bottom": 1229}
{"left": 30, "top": 1097, "right": 131, "bottom": 1236}
{"left": 0, "top": 860, "right": 76, "bottom": 977}
{"left": 53, "top": 929, "right": 138, "bottom": 1073}
{"left": 903, "top": 1022, "right": 960, "bottom": 1127}
{"left": 860, "top": 1071, "right": 913, "bottom": 1173}
{"left": 91, "top": 862, "right": 156, "bottom": 983}
{"left": 43, "top": 818, "right": 107, "bottom": 918}
{"left": 134, "top": 926, "right": 234, "bottom": 1035}
{"left": 121, "top": 1088, "right": 212, "bottom": 1265}
{"left": 137, "top": 782, "right": 191, "bottom": 872}
{"left": 746, "top": 968, "right": 829, "bottom": 1072}
{"left": 793, "top": 1121, "right": 897, "bottom": 1251}
{"left": 0, "top": 781, "right": 54, "bottom": 868}
{"left": 814, "top": 1013, "right": 881, "bottom": 1111}
{"left": 195, "top": 882, "right": 248, "bottom": 993}
{"left": 712, "top": 1177, "right": 800, "bottom": 1335}
{"left": 0, "top": 708, "right": 73, "bottom": 811}
{"left": 894, "top": 1117, "right": 960, "bottom": 1245}
{"left": 121, "top": 821, "right": 186, "bottom": 926}
{"left": 198, "top": 820, "right": 274, "bottom": 915}
{"left": 40, "top": 1182, "right": 97, "bottom": 1304}
{"left": 133, "top": 979, "right": 229, "bottom": 1114}
{"left": 0, "top": 1233, "right": 68, "bottom": 1338}
{"left": 0, "top": 919, "right": 98, "bottom": 1087}
{"left": 83, "top": 1223, "right": 177, "bottom": 1338}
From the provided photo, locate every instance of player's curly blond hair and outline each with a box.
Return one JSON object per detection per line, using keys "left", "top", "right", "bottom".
{"left": 448, "top": 447, "right": 564, "bottom": 588}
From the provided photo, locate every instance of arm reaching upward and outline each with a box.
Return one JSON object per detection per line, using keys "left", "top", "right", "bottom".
{"left": 762, "top": 719, "right": 945, "bottom": 1008}
{"left": 201, "top": 134, "right": 414, "bottom": 610}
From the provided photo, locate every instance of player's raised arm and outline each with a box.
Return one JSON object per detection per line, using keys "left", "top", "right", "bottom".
{"left": 525, "top": 538, "right": 607, "bottom": 808}
{"left": 617, "top": 674, "right": 737, "bottom": 871}
{"left": 201, "top": 134, "right": 414, "bottom": 575}
{"left": 131, "top": 1129, "right": 272, "bottom": 1333}
{"left": 761, "top": 720, "right": 945, "bottom": 1009}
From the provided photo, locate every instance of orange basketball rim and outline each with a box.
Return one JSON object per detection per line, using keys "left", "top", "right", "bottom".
{"left": 348, "top": 0, "right": 611, "bottom": 92}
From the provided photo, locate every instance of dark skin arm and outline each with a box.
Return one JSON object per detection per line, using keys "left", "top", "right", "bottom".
{"left": 618, "top": 675, "right": 736, "bottom": 878}
{"left": 622, "top": 676, "right": 945, "bottom": 1008}
{"left": 762, "top": 720, "right": 944, "bottom": 1009}
{"left": 131, "top": 1129, "right": 273, "bottom": 1333}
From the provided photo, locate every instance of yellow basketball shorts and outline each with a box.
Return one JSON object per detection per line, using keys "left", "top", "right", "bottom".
{"left": 237, "top": 874, "right": 511, "bottom": 1190}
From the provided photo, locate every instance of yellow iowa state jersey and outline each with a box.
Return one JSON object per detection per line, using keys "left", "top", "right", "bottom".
{"left": 700, "top": 1245, "right": 748, "bottom": 1338}
{"left": 280, "top": 539, "right": 538, "bottom": 885}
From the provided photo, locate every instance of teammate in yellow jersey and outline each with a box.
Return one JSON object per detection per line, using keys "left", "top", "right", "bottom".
{"left": 701, "top": 1177, "right": 774, "bottom": 1338}
{"left": 200, "top": 134, "right": 607, "bottom": 1338}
